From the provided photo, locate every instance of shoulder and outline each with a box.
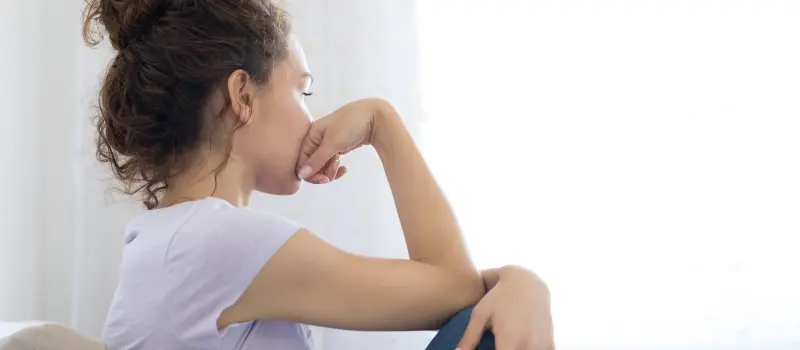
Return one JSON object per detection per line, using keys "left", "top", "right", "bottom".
{"left": 169, "top": 199, "right": 301, "bottom": 254}
{"left": 163, "top": 199, "right": 303, "bottom": 283}
{"left": 186, "top": 198, "right": 298, "bottom": 234}
{"left": 160, "top": 199, "right": 304, "bottom": 343}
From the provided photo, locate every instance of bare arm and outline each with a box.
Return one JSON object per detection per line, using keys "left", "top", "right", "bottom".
{"left": 219, "top": 99, "right": 483, "bottom": 331}
{"left": 372, "top": 104, "right": 476, "bottom": 274}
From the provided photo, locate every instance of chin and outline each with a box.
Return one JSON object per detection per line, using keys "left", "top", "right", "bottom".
{"left": 256, "top": 178, "right": 301, "bottom": 196}
{"left": 282, "top": 180, "right": 302, "bottom": 195}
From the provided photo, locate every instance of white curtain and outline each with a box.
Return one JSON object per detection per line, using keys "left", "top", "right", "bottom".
{"left": 417, "top": 1, "right": 800, "bottom": 349}
{"left": 1, "top": 0, "right": 428, "bottom": 349}
{"left": 5, "top": 1, "right": 800, "bottom": 350}
{"left": 1, "top": 0, "right": 44, "bottom": 324}
{"left": 1, "top": 0, "right": 153, "bottom": 336}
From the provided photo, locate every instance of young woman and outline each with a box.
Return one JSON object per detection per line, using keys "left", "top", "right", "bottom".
{"left": 83, "top": 1, "right": 553, "bottom": 349}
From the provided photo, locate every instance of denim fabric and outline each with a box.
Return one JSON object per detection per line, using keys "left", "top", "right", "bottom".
{"left": 426, "top": 307, "right": 495, "bottom": 350}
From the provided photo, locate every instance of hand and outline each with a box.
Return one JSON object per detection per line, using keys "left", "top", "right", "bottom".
{"left": 296, "top": 98, "right": 387, "bottom": 184}
{"left": 458, "top": 266, "right": 554, "bottom": 350}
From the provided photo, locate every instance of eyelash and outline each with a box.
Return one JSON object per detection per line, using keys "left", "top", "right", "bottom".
{"left": 302, "top": 92, "right": 314, "bottom": 97}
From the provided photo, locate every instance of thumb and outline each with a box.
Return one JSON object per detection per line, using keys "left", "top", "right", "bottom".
{"left": 457, "top": 309, "right": 490, "bottom": 350}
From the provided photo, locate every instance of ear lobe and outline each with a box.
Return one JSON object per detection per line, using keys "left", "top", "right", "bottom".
{"left": 240, "top": 94, "right": 253, "bottom": 123}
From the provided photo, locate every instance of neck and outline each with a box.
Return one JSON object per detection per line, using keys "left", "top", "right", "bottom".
{"left": 161, "top": 153, "right": 254, "bottom": 208}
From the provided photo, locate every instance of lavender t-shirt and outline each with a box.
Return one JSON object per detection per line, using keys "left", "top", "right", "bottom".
{"left": 102, "top": 197, "right": 314, "bottom": 350}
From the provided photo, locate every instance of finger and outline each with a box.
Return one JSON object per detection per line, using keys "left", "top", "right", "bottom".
{"left": 297, "top": 125, "right": 323, "bottom": 170}
{"left": 520, "top": 334, "right": 538, "bottom": 350}
{"left": 333, "top": 166, "right": 347, "bottom": 180}
{"left": 296, "top": 123, "right": 335, "bottom": 179}
{"left": 298, "top": 141, "right": 338, "bottom": 180}
{"left": 457, "top": 310, "right": 490, "bottom": 350}
{"left": 494, "top": 332, "right": 528, "bottom": 350}
{"left": 533, "top": 338, "right": 555, "bottom": 350}
{"left": 306, "top": 173, "right": 330, "bottom": 184}
{"left": 323, "top": 154, "right": 340, "bottom": 180}
{"left": 492, "top": 330, "right": 517, "bottom": 350}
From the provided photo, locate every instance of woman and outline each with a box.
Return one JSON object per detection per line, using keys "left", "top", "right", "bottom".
{"left": 83, "top": 1, "right": 553, "bottom": 349}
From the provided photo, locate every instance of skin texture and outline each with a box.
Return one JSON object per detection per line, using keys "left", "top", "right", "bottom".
{"left": 167, "top": 36, "right": 486, "bottom": 331}
{"left": 84, "top": 0, "right": 554, "bottom": 347}
{"left": 459, "top": 267, "right": 555, "bottom": 350}
{"left": 161, "top": 37, "right": 315, "bottom": 207}
{"left": 142, "top": 25, "right": 553, "bottom": 350}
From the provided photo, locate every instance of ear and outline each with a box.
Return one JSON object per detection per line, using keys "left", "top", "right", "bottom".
{"left": 226, "top": 69, "right": 254, "bottom": 124}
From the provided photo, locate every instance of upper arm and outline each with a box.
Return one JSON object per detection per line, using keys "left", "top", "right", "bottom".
{"left": 220, "top": 229, "right": 484, "bottom": 331}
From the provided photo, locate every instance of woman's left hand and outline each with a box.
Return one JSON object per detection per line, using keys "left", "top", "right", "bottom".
{"left": 458, "top": 266, "right": 554, "bottom": 350}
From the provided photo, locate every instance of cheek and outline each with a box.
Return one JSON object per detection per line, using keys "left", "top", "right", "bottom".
{"left": 267, "top": 97, "right": 312, "bottom": 146}
{"left": 249, "top": 95, "right": 312, "bottom": 169}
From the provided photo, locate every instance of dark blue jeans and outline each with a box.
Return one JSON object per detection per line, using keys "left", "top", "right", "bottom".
{"left": 426, "top": 307, "right": 495, "bottom": 350}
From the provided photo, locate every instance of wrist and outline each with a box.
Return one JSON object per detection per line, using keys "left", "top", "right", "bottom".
{"left": 496, "top": 265, "right": 549, "bottom": 295}
{"left": 498, "top": 265, "right": 530, "bottom": 278}
{"left": 369, "top": 99, "right": 404, "bottom": 153}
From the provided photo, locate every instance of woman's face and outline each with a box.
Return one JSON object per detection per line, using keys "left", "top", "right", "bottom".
{"left": 232, "top": 36, "right": 315, "bottom": 195}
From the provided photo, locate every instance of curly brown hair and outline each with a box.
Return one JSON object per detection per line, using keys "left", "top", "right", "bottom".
{"left": 81, "top": 0, "right": 291, "bottom": 209}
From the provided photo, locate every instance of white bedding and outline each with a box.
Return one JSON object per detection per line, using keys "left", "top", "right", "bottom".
{"left": 0, "top": 322, "right": 105, "bottom": 350}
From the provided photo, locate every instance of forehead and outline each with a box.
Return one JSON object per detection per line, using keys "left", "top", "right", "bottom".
{"left": 266, "top": 36, "right": 311, "bottom": 88}
{"left": 286, "top": 36, "right": 309, "bottom": 74}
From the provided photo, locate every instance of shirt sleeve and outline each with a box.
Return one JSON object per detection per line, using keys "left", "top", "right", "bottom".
{"left": 163, "top": 206, "right": 300, "bottom": 346}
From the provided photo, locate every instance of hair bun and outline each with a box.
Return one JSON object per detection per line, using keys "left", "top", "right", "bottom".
{"left": 83, "top": 0, "right": 169, "bottom": 50}
{"left": 83, "top": 0, "right": 292, "bottom": 209}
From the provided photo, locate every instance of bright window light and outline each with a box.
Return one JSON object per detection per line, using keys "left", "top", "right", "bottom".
{"left": 417, "top": 1, "right": 800, "bottom": 349}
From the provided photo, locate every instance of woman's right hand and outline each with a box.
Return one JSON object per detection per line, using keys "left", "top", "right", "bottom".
{"left": 296, "top": 98, "right": 391, "bottom": 184}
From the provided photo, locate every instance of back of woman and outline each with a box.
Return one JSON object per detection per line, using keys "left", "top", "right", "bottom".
{"left": 102, "top": 198, "right": 314, "bottom": 350}
{"left": 83, "top": 0, "right": 552, "bottom": 349}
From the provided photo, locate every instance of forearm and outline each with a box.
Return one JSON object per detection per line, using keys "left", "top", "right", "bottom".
{"left": 372, "top": 102, "right": 477, "bottom": 276}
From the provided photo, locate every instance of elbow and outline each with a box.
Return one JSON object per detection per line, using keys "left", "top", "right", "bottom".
{"left": 418, "top": 257, "right": 484, "bottom": 301}
{"left": 419, "top": 258, "right": 485, "bottom": 314}
{"left": 429, "top": 270, "right": 482, "bottom": 330}
{"left": 444, "top": 260, "right": 484, "bottom": 307}
{"left": 454, "top": 268, "right": 486, "bottom": 307}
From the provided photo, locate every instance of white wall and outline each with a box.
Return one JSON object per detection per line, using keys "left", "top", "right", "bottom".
{"left": 0, "top": 0, "right": 42, "bottom": 321}
{"left": 0, "top": 0, "right": 136, "bottom": 330}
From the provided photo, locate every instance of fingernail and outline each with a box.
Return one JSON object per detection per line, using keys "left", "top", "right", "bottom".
{"left": 320, "top": 176, "right": 330, "bottom": 184}
{"left": 297, "top": 165, "right": 312, "bottom": 179}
